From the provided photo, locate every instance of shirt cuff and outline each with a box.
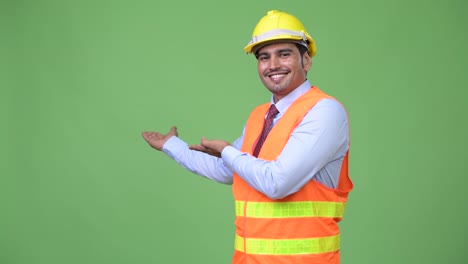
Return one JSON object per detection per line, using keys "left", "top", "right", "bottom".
{"left": 162, "top": 136, "right": 188, "bottom": 159}
{"left": 221, "top": 145, "right": 244, "bottom": 170}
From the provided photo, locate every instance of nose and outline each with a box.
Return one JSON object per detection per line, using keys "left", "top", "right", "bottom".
{"left": 269, "top": 55, "right": 281, "bottom": 70}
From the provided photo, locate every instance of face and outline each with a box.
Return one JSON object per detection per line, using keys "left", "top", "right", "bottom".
{"left": 256, "top": 43, "right": 311, "bottom": 102}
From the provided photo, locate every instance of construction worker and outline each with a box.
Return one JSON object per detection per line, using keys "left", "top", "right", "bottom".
{"left": 142, "top": 10, "right": 353, "bottom": 264}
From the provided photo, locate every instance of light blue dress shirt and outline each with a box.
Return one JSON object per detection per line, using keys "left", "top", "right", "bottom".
{"left": 162, "top": 80, "right": 349, "bottom": 200}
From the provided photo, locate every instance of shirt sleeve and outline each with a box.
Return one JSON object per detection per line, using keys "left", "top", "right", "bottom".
{"left": 221, "top": 99, "right": 349, "bottom": 199}
{"left": 162, "top": 135, "right": 240, "bottom": 185}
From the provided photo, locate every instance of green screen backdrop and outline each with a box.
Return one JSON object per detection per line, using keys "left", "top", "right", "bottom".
{"left": 1, "top": 0, "right": 467, "bottom": 263}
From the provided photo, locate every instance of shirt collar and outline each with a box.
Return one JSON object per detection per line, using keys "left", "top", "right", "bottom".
{"left": 271, "top": 79, "right": 312, "bottom": 115}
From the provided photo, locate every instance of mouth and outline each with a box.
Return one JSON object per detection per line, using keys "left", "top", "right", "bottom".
{"left": 267, "top": 71, "right": 289, "bottom": 83}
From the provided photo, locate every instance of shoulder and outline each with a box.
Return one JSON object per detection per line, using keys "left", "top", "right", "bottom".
{"left": 314, "top": 98, "right": 347, "bottom": 115}
{"left": 303, "top": 98, "right": 349, "bottom": 125}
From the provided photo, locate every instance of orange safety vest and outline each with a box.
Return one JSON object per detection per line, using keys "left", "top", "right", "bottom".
{"left": 231, "top": 87, "right": 353, "bottom": 264}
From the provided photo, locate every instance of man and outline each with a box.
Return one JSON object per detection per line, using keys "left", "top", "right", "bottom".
{"left": 142, "top": 10, "right": 353, "bottom": 264}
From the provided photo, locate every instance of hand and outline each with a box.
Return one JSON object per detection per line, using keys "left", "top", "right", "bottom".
{"left": 190, "top": 137, "right": 231, "bottom": 158}
{"left": 142, "top": 126, "right": 178, "bottom": 151}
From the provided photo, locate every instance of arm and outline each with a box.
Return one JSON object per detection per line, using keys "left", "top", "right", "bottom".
{"left": 142, "top": 127, "right": 238, "bottom": 184}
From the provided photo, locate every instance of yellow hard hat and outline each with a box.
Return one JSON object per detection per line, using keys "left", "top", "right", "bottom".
{"left": 244, "top": 10, "right": 316, "bottom": 57}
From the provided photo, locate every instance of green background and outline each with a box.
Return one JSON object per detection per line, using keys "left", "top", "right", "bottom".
{"left": 1, "top": 0, "right": 467, "bottom": 263}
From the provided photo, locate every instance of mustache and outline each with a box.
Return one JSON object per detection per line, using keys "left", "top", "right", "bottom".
{"left": 264, "top": 68, "right": 289, "bottom": 76}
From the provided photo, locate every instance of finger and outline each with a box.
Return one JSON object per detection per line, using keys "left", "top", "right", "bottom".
{"left": 143, "top": 132, "right": 161, "bottom": 142}
{"left": 142, "top": 132, "right": 153, "bottom": 140}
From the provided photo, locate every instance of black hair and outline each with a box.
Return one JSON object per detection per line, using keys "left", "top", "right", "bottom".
{"left": 295, "top": 43, "right": 310, "bottom": 70}
{"left": 295, "top": 43, "right": 309, "bottom": 57}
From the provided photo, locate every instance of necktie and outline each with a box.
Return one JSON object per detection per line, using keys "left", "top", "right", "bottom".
{"left": 253, "top": 104, "right": 279, "bottom": 157}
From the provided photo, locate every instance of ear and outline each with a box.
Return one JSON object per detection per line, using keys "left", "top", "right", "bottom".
{"left": 303, "top": 52, "right": 312, "bottom": 71}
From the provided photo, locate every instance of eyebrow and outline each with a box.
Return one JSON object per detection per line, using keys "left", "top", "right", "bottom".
{"left": 257, "top": 48, "right": 294, "bottom": 57}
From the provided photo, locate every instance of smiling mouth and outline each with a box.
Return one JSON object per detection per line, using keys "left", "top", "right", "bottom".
{"left": 268, "top": 73, "right": 288, "bottom": 83}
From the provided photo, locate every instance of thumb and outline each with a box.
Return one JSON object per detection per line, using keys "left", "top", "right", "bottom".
{"left": 169, "top": 126, "right": 178, "bottom": 137}
{"left": 201, "top": 137, "right": 216, "bottom": 150}
{"left": 201, "top": 137, "right": 211, "bottom": 148}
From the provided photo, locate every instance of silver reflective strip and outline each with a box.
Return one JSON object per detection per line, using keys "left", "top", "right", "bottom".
{"left": 248, "top": 28, "right": 307, "bottom": 46}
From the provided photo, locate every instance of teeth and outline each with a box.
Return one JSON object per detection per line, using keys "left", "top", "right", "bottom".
{"left": 270, "top": 74, "right": 286, "bottom": 81}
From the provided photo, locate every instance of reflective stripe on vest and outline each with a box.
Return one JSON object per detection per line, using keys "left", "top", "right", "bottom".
{"left": 235, "top": 200, "right": 346, "bottom": 218}
{"left": 234, "top": 234, "right": 340, "bottom": 255}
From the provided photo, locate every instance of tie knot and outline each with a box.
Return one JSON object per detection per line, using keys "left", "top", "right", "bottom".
{"left": 267, "top": 104, "right": 279, "bottom": 118}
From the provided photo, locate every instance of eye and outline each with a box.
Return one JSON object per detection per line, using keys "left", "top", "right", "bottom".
{"left": 279, "top": 52, "right": 291, "bottom": 58}
{"left": 258, "top": 55, "right": 269, "bottom": 61}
